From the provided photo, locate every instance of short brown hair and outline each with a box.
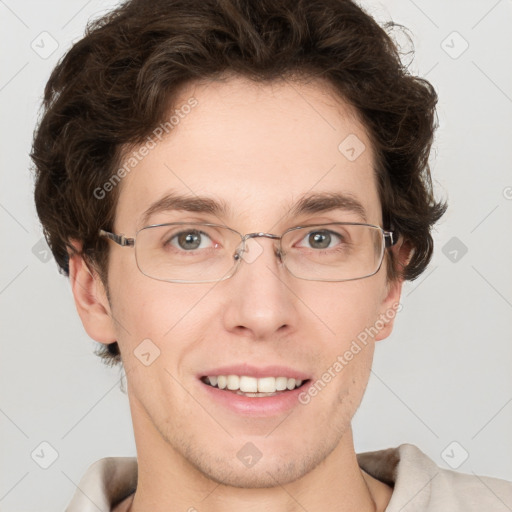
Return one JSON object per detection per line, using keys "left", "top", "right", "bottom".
{"left": 31, "top": 0, "right": 447, "bottom": 366}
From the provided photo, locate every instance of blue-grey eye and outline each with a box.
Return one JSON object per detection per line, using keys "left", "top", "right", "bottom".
{"left": 309, "top": 231, "right": 331, "bottom": 249}
{"left": 300, "top": 230, "right": 342, "bottom": 250}
{"left": 171, "top": 230, "right": 213, "bottom": 250}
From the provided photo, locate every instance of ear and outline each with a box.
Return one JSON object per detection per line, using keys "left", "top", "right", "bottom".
{"left": 374, "top": 237, "right": 413, "bottom": 341}
{"left": 68, "top": 241, "right": 117, "bottom": 344}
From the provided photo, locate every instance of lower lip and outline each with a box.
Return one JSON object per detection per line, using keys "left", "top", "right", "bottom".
{"left": 200, "top": 380, "right": 310, "bottom": 417}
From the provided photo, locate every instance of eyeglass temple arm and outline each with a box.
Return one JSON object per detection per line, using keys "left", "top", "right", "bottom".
{"left": 99, "top": 229, "right": 135, "bottom": 247}
{"left": 384, "top": 230, "right": 397, "bottom": 248}
{"left": 98, "top": 227, "right": 397, "bottom": 249}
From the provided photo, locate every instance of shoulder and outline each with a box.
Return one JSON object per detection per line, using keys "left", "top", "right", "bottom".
{"left": 357, "top": 443, "right": 512, "bottom": 512}
{"left": 66, "top": 457, "right": 137, "bottom": 512}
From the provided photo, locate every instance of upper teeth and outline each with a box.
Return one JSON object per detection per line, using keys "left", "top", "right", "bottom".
{"left": 206, "top": 375, "right": 303, "bottom": 393}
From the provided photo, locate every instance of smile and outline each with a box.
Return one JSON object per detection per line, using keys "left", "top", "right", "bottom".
{"left": 201, "top": 375, "right": 307, "bottom": 396}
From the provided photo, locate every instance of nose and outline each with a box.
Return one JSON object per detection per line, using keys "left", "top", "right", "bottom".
{"left": 220, "top": 236, "right": 298, "bottom": 340}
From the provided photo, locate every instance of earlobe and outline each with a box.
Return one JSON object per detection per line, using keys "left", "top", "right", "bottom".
{"left": 68, "top": 249, "right": 117, "bottom": 344}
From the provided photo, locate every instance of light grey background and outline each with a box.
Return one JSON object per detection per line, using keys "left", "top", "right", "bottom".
{"left": 1, "top": 1, "right": 511, "bottom": 510}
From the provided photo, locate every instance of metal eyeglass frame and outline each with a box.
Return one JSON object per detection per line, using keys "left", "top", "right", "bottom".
{"left": 98, "top": 222, "right": 397, "bottom": 283}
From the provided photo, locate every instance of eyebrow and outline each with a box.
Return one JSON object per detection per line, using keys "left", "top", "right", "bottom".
{"left": 288, "top": 192, "right": 368, "bottom": 223}
{"left": 139, "top": 191, "right": 367, "bottom": 226}
{"left": 140, "top": 192, "right": 231, "bottom": 226}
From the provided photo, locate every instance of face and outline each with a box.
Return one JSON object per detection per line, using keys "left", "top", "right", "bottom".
{"left": 80, "top": 75, "right": 403, "bottom": 488}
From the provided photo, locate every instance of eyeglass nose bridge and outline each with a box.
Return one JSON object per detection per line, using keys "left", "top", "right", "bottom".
{"left": 234, "top": 232, "right": 284, "bottom": 262}
{"left": 244, "top": 232, "right": 281, "bottom": 241}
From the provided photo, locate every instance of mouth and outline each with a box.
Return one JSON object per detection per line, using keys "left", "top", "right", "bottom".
{"left": 200, "top": 375, "right": 310, "bottom": 397}
{"left": 197, "top": 365, "right": 313, "bottom": 416}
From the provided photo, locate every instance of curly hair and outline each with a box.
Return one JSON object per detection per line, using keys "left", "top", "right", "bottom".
{"left": 31, "top": 0, "right": 447, "bottom": 366}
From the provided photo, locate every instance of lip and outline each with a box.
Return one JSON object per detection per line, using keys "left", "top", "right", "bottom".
{"left": 197, "top": 364, "right": 311, "bottom": 380}
{"left": 200, "top": 378, "right": 311, "bottom": 417}
{"left": 197, "top": 364, "right": 312, "bottom": 417}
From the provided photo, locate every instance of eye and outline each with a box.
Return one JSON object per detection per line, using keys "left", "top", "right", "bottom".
{"left": 298, "top": 229, "right": 344, "bottom": 250}
{"left": 169, "top": 229, "right": 214, "bottom": 251}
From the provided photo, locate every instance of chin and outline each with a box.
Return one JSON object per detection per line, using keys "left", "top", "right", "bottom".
{"left": 177, "top": 429, "right": 345, "bottom": 489}
{"left": 192, "top": 454, "right": 311, "bottom": 489}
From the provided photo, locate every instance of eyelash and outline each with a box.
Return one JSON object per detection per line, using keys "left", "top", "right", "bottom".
{"left": 163, "top": 228, "right": 349, "bottom": 252}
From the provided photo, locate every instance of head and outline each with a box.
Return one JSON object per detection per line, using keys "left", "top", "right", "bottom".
{"left": 32, "top": 0, "right": 445, "bottom": 488}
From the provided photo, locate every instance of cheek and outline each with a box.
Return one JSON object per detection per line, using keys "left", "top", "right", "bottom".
{"left": 108, "top": 265, "right": 208, "bottom": 366}
{"left": 296, "top": 279, "right": 383, "bottom": 399}
{"left": 111, "top": 283, "right": 210, "bottom": 412}
{"left": 299, "top": 278, "right": 385, "bottom": 344}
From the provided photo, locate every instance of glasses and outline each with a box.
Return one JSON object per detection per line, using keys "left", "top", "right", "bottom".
{"left": 99, "top": 222, "right": 396, "bottom": 283}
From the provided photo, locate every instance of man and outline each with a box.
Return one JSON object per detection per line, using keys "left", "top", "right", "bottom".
{"left": 31, "top": 0, "right": 511, "bottom": 511}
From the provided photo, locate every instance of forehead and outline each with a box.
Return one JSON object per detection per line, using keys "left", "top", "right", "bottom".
{"left": 114, "top": 75, "right": 382, "bottom": 231}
